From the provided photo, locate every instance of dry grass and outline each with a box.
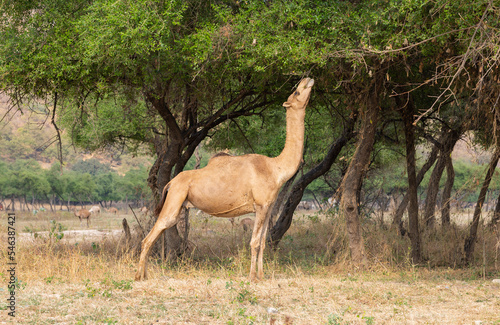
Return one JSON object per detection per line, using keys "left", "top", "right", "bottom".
{"left": 1, "top": 210, "right": 500, "bottom": 324}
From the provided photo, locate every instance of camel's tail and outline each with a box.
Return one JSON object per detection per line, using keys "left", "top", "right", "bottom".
{"left": 154, "top": 183, "right": 170, "bottom": 216}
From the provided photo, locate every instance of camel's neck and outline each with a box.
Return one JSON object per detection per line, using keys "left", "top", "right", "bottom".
{"left": 274, "top": 108, "right": 305, "bottom": 185}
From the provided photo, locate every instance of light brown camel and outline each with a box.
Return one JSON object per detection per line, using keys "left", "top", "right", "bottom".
{"left": 106, "top": 207, "right": 119, "bottom": 214}
{"left": 135, "top": 78, "right": 314, "bottom": 281}
{"left": 72, "top": 207, "right": 91, "bottom": 227}
{"left": 89, "top": 205, "right": 101, "bottom": 215}
{"left": 240, "top": 218, "right": 255, "bottom": 232}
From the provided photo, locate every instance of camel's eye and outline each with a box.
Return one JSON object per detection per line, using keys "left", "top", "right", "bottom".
{"left": 294, "top": 91, "right": 300, "bottom": 96}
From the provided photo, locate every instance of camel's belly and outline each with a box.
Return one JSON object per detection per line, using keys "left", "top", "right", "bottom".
{"left": 189, "top": 199, "right": 255, "bottom": 218}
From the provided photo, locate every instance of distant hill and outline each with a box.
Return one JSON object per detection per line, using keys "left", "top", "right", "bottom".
{"left": 451, "top": 133, "right": 493, "bottom": 165}
{"left": 0, "top": 94, "right": 153, "bottom": 173}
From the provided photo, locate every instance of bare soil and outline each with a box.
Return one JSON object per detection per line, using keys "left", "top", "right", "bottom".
{"left": 1, "top": 210, "right": 500, "bottom": 324}
{"left": 1, "top": 272, "right": 499, "bottom": 324}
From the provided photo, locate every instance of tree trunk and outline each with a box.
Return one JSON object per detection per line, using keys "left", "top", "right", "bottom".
{"left": 398, "top": 95, "right": 422, "bottom": 263}
{"left": 441, "top": 155, "right": 455, "bottom": 228}
{"left": 148, "top": 137, "right": 185, "bottom": 259}
{"left": 423, "top": 155, "right": 446, "bottom": 229}
{"left": 464, "top": 147, "right": 500, "bottom": 264}
{"left": 490, "top": 191, "right": 500, "bottom": 227}
{"left": 340, "top": 85, "right": 380, "bottom": 265}
{"left": 392, "top": 126, "right": 458, "bottom": 235}
{"left": 269, "top": 170, "right": 299, "bottom": 234}
{"left": 269, "top": 111, "right": 357, "bottom": 247}
{"left": 423, "top": 130, "right": 460, "bottom": 229}
{"left": 194, "top": 145, "right": 202, "bottom": 170}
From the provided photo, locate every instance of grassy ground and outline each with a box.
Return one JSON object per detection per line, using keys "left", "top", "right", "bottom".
{"left": 1, "top": 209, "right": 500, "bottom": 324}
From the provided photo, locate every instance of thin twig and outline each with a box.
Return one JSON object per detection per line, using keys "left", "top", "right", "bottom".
{"left": 129, "top": 204, "right": 146, "bottom": 237}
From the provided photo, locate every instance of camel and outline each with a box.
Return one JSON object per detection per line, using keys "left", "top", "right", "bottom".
{"left": 89, "top": 205, "right": 101, "bottom": 215}
{"left": 240, "top": 218, "right": 255, "bottom": 232}
{"left": 72, "top": 207, "right": 91, "bottom": 227}
{"left": 106, "top": 207, "right": 119, "bottom": 214}
{"left": 135, "top": 78, "right": 314, "bottom": 281}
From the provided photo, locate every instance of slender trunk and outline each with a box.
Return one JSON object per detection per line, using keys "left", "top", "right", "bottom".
{"left": 490, "top": 191, "right": 500, "bottom": 227}
{"left": 399, "top": 95, "right": 421, "bottom": 263}
{"left": 194, "top": 145, "right": 202, "bottom": 170}
{"left": 340, "top": 86, "right": 379, "bottom": 265}
{"left": 464, "top": 147, "right": 500, "bottom": 264}
{"left": 270, "top": 112, "right": 357, "bottom": 247}
{"left": 423, "top": 155, "right": 446, "bottom": 229}
{"left": 392, "top": 148, "right": 438, "bottom": 234}
{"left": 48, "top": 194, "right": 54, "bottom": 212}
{"left": 423, "top": 130, "right": 460, "bottom": 229}
{"left": 441, "top": 155, "right": 455, "bottom": 228}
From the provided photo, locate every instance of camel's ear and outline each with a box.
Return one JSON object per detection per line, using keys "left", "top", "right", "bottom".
{"left": 283, "top": 101, "right": 291, "bottom": 108}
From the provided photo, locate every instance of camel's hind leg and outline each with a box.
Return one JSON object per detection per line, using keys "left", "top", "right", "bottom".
{"left": 135, "top": 182, "right": 188, "bottom": 281}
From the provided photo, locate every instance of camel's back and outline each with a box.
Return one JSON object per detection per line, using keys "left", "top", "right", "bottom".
{"left": 204, "top": 154, "right": 276, "bottom": 184}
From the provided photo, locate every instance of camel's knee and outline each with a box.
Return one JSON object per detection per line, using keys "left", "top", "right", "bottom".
{"left": 250, "top": 239, "right": 261, "bottom": 254}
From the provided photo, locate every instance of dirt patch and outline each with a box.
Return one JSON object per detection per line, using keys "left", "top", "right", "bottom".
{"left": 19, "top": 229, "right": 124, "bottom": 244}
{"left": 2, "top": 275, "right": 500, "bottom": 324}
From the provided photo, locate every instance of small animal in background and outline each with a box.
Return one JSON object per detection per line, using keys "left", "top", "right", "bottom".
{"left": 240, "top": 218, "right": 254, "bottom": 232}
{"left": 72, "top": 207, "right": 91, "bottom": 227}
{"left": 140, "top": 206, "right": 149, "bottom": 215}
{"left": 89, "top": 205, "right": 101, "bottom": 215}
{"left": 107, "top": 207, "right": 118, "bottom": 214}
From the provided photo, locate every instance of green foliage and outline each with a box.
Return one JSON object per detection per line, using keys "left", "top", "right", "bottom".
{"left": 71, "top": 159, "right": 111, "bottom": 176}
{"left": 48, "top": 220, "right": 65, "bottom": 242}
{"left": 0, "top": 158, "right": 149, "bottom": 206}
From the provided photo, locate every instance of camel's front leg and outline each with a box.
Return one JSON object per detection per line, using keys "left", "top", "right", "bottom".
{"left": 257, "top": 208, "right": 272, "bottom": 280}
{"left": 249, "top": 205, "right": 271, "bottom": 281}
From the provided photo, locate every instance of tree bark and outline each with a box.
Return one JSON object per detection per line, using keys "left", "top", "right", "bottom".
{"left": 269, "top": 171, "right": 299, "bottom": 232}
{"left": 440, "top": 155, "right": 455, "bottom": 228}
{"left": 464, "top": 147, "right": 500, "bottom": 264}
{"left": 490, "top": 191, "right": 500, "bottom": 227}
{"left": 340, "top": 84, "right": 380, "bottom": 265}
{"left": 269, "top": 111, "right": 357, "bottom": 247}
{"left": 398, "top": 95, "right": 421, "bottom": 263}
{"left": 423, "top": 154, "right": 447, "bottom": 229}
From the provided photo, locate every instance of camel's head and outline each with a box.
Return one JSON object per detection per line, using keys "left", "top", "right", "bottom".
{"left": 283, "top": 78, "right": 315, "bottom": 110}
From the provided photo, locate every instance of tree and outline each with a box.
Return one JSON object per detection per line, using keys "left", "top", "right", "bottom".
{"left": 397, "top": 95, "right": 422, "bottom": 263}
{"left": 3, "top": 0, "right": 500, "bottom": 264}
{"left": 270, "top": 108, "right": 358, "bottom": 246}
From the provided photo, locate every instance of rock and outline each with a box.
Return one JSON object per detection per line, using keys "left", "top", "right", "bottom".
{"left": 267, "top": 307, "right": 279, "bottom": 314}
